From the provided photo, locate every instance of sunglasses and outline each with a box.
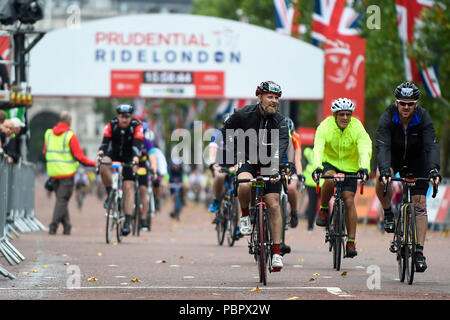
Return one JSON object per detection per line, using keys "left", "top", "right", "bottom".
{"left": 397, "top": 100, "right": 417, "bottom": 107}
{"left": 337, "top": 112, "right": 352, "bottom": 118}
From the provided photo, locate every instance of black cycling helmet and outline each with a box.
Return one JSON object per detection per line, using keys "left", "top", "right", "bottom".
{"left": 116, "top": 104, "right": 134, "bottom": 115}
{"left": 394, "top": 81, "right": 420, "bottom": 100}
{"left": 255, "top": 81, "right": 282, "bottom": 97}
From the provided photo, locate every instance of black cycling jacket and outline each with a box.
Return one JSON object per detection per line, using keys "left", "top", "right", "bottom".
{"left": 221, "top": 104, "right": 289, "bottom": 171}
{"left": 376, "top": 103, "right": 440, "bottom": 175}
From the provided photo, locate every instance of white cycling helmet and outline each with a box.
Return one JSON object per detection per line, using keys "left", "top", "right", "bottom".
{"left": 331, "top": 98, "right": 355, "bottom": 113}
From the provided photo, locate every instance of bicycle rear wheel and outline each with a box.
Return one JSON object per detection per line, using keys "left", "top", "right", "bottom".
{"left": 105, "top": 191, "right": 116, "bottom": 244}
{"left": 226, "top": 197, "right": 237, "bottom": 247}
{"left": 216, "top": 201, "right": 226, "bottom": 245}
{"left": 257, "top": 204, "right": 267, "bottom": 285}
{"left": 116, "top": 197, "right": 124, "bottom": 243}
{"left": 406, "top": 204, "right": 416, "bottom": 285}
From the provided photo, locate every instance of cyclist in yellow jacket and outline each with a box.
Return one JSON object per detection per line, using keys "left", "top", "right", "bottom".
{"left": 311, "top": 98, "right": 372, "bottom": 258}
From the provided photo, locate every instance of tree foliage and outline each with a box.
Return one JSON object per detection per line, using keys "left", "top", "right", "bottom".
{"left": 190, "top": 0, "right": 449, "bottom": 174}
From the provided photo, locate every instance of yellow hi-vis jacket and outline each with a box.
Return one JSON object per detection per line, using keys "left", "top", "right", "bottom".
{"left": 44, "top": 129, "right": 79, "bottom": 178}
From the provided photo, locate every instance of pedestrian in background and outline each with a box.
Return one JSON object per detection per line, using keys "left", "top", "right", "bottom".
{"left": 43, "top": 111, "right": 96, "bottom": 235}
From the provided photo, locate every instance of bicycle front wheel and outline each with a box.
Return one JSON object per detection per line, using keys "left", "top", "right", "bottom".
{"left": 257, "top": 204, "right": 267, "bottom": 285}
{"left": 333, "top": 200, "right": 344, "bottom": 271}
{"left": 132, "top": 188, "right": 141, "bottom": 236}
{"left": 396, "top": 204, "right": 406, "bottom": 282}
{"left": 226, "top": 197, "right": 237, "bottom": 247}
{"left": 105, "top": 191, "right": 116, "bottom": 244}
{"left": 405, "top": 204, "right": 416, "bottom": 285}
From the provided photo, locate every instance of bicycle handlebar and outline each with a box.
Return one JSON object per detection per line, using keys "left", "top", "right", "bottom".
{"left": 383, "top": 177, "right": 439, "bottom": 198}
{"left": 96, "top": 156, "right": 137, "bottom": 175}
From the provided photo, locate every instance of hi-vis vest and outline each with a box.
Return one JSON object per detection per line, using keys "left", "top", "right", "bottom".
{"left": 44, "top": 129, "right": 79, "bottom": 177}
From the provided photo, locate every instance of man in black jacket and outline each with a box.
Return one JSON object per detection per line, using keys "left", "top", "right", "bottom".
{"left": 222, "top": 81, "right": 289, "bottom": 271}
{"left": 375, "top": 81, "right": 441, "bottom": 272}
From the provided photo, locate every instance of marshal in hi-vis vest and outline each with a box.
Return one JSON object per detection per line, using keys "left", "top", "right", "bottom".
{"left": 44, "top": 129, "right": 79, "bottom": 178}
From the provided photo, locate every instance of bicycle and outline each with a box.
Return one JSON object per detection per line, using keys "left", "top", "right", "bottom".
{"left": 316, "top": 173, "right": 364, "bottom": 271}
{"left": 215, "top": 167, "right": 241, "bottom": 247}
{"left": 383, "top": 174, "right": 438, "bottom": 285}
{"left": 97, "top": 157, "right": 135, "bottom": 244}
{"left": 131, "top": 168, "right": 145, "bottom": 237}
{"left": 235, "top": 171, "right": 287, "bottom": 286}
{"left": 279, "top": 162, "right": 296, "bottom": 255}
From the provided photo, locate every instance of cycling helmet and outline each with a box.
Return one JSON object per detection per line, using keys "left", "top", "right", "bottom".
{"left": 172, "top": 157, "right": 182, "bottom": 166}
{"left": 394, "top": 81, "right": 420, "bottom": 100}
{"left": 284, "top": 117, "right": 295, "bottom": 134}
{"left": 255, "top": 81, "right": 282, "bottom": 97}
{"left": 331, "top": 98, "right": 355, "bottom": 113}
{"left": 142, "top": 122, "right": 148, "bottom": 132}
{"left": 116, "top": 104, "right": 134, "bottom": 115}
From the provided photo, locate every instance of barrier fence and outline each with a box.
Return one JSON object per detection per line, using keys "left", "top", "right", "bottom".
{"left": 0, "top": 158, "right": 46, "bottom": 279}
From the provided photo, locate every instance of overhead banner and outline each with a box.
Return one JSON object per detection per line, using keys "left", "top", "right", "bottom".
{"left": 29, "top": 14, "right": 324, "bottom": 100}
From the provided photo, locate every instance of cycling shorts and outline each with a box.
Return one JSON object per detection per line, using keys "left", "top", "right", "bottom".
{"left": 392, "top": 152, "right": 429, "bottom": 196}
{"left": 323, "top": 163, "right": 357, "bottom": 194}
{"left": 237, "top": 163, "right": 281, "bottom": 195}
{"left": 105, "top": 151, "right": 135, "bottom": 182}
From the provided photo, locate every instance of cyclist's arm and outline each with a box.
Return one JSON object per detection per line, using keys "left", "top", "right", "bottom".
{"left": 132, "top": 124, "right": 144, "bottom": 161}
{"left": 355, "top": 121, "right": 372, "bottom": 173}
{"left": 98, "top": 122, "right": 112, "bottom": 154}
{"left": 421, "top": 110, "right": 440, "bottom": 172}
{"left": 375, "top": 110, "right": 392, "bottom": 175}
{"left": 292, "top": 132, "right": 303, "bottom": 174}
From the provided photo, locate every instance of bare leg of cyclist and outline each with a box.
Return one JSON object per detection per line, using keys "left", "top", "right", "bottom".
{"left": 287, "top": 181, "right": 298, "bottom": 227}
{"left": 99, "top": 156, "right": 112, "bottom": 189}
{"left": 412, "top": 195, "right": 427, "bottom": 246}
{"left": 266, "top": 193, "right": 283, "bottom": 271}
{"left": 237, "top": 172, "right": 252, "bottom": 235}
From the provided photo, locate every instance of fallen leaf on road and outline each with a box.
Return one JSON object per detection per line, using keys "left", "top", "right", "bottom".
{"left": 87, "top": 276, "right": 98, "bottom": 282}
{"left": 130, "top": 278, "right": 140, "bottom": 283}
{"left": 64, "top": 263, "right": 70, "bottom": 266}
{"left": 309, "top": 278, "right": 316, "bottom": 282}
{"left": 341, "top": 271, "right": 347, "bottom": 277}
{"left": 30, "top": 268, "right": 38, "bottom": 273}
{"left": 22, "top": 272, "right": 30, "bottom": 275}
{"left": 97, "top": 252, "right": 103, "bottom": 257}
{"left": 286, "top": 296, "right": 299, "bottom": 300}
{"left": 179, "top": 256, "right": 184, "bottom": 260}
{"left": 313, "top": 273, "right": 320, "bottom": 276}
{"left": 297, "top": 258, "right": 305, "bottom": 262}
{"left": 251, "top": 286, "right": 261, "bottom": 292}
{"left": 41, "top": 264, "right": 53, "bottom": 269}
{"left": 156, "top": 260, "right": 167, "bottom": 264}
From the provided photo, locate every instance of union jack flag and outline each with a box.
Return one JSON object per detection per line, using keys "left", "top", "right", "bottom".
{"left": 273, "top": 0, "right": 302, "bottom": 37}
{"left": 213, "top": 99, "right": 251, "bottom": 122}
{"left": 312, "top": 0, "right": 362, "bottom": 44}
{"left": 396, "top": 0, "right": 441, "bottom": 98}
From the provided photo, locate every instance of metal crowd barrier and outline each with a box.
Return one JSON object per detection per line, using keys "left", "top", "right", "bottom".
{"left": 0, "top": 158, "right": 46, "bottom": 279}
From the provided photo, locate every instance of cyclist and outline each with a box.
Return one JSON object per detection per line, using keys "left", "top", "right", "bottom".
{"left": 283, "top": 117, "right": 305, "bottom": 228}
{"left": 222, "top": 80, "right": 290, "bottom": 270}
{"left": 74, "top": 167, "right": 90, "bottom": 209}
{"left": 375, "top": 81, "right": 441, "bottom": 272}
{"left": 137, "top": 124, "right": 158, "bottom": 230}
{"left": 311, "top": 98, "right": 372, "bottom": 258}
{"left": 207, "top": 112, "right": 242, "bottom": 239}
{"left": 168, "top": 157, "right": 187, "bottom": 219}
{"left": 97, "top": 104, "right": 144, "bottom": 236}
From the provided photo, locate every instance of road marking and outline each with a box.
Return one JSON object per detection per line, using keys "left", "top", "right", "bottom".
{"left": 0, "top": 285, "right": 348, "bottom": 295}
